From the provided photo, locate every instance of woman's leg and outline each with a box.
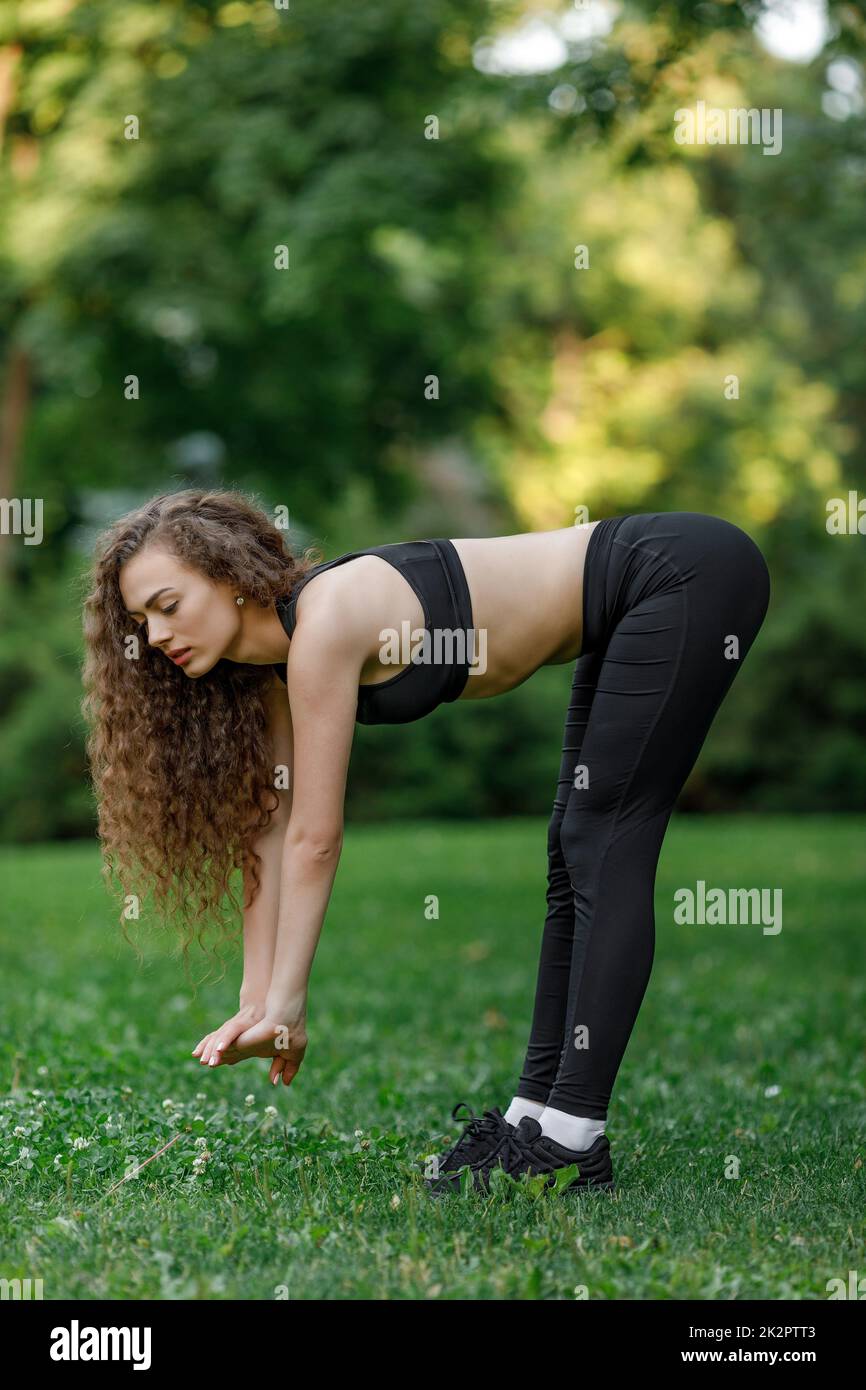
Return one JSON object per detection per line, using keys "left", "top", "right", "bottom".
{"left": 511, "top": 644, "right": 605, "bottom": 1109}
{"left": 545, "top": 514, "right": 771, "bottom": 1126}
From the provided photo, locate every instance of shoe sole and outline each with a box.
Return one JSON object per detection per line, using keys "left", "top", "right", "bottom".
{"left": 424, "top": 1173, "right": 616, "bottom": 1198}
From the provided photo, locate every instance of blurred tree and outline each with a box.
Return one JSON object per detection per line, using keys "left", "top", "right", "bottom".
{"left": 0, "top": 0, "right": 536, "bottom": 543}
{"left": 1, "top": 0, "right": 865, "bottom": 833}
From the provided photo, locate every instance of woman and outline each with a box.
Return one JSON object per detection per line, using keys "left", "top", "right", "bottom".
{"left": 82, "top": 488, "right": 770, "bottom": 1196}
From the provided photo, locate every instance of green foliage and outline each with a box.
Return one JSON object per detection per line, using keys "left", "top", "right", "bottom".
{"left": 0, "top": 557, "right": 92, "bottom": 841}
{"left": 0, "top": 818, "right": 863, "bottom": 1297}
{"left": 1, "top": 0, "right": 865, "bottom": 832}
{"left": 2, "top": 0, "right": 530, "bottom": 513}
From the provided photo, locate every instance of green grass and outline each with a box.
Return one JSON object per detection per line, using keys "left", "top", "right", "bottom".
{"left": 0, "top": 816, "right": 863, "bottom": 1300}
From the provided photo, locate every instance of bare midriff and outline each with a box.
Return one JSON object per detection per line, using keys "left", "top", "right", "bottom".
{"left": 349, "top": 522, "right": 603, "bottom": 700}
{"left": 449, "top": 522, "right": 602, "bottom": 700}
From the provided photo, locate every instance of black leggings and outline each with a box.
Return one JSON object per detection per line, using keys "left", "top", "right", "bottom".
{"left": 515, "top": 512, "right": 771, "bottom": 1121}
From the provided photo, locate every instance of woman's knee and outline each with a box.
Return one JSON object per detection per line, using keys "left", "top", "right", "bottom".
{"left": 558, "top": 807, "right": 601, "bottom": 879}
{"left": 547, "top": 805, "right": 567, "bottom": 859}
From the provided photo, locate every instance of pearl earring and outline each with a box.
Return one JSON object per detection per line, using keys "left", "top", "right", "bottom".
{"left": 235, "top": 595, "right": 245, "bottom": 606}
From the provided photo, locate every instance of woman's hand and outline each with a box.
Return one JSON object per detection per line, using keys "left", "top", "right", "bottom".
{"left": 217, "top": 1016, "right": 308, "bottom": 1088}
{"left": 191, "top": 1002, "right": 267, "bottom": 1070}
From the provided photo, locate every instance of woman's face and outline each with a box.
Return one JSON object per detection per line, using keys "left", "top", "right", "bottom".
{"left": 119, "top": 545, "right": 241, "bottom": 677}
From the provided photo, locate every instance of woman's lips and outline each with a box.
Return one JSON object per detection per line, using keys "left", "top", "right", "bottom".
{"left": 170, "top": 648, "right": 192, "bottom": 666}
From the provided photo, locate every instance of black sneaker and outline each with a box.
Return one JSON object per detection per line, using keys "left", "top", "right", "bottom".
{"left": 427, "top": 1115, "right": 615, "bottom": 1196}
{"left": 423, "top": 1102, "right": 513, "bottom": 1187}
{"left": 513, "top": 1116, "right": 615, "bottom": 1192}
{"left": 426, "top": 1113, "right": 538, "bottom": 1196}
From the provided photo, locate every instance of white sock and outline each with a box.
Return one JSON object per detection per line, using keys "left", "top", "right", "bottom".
{"left": 504, "top": 1096, "right": 546, "bottom": 1127}
{"left": 538, "top": 1106, "right": 606, "bottom": 1152}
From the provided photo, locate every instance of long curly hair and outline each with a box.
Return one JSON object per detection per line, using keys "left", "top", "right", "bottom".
{"left": 80, "top": 488, "right": 321, "bottom": 986}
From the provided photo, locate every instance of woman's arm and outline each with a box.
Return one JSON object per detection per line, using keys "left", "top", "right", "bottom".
{"left": 193, "top": 674, "right": 294, "bottom": 1065}
{"left": 238, "top": 813, "right": 288, "bottom": 1007}
{"left": 198, "top": 585, "right": 362, "bottom": 1076}
{"left": 238, "top": 675, "right": 294, "bottom": 1007}
{"left": 264, "top": 610, "right": 361, "bottom": 1022}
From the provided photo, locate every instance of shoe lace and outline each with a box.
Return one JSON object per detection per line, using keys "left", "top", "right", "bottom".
{"left": 480, "top": 1124, "right": 538, "bottom": 1180}
{"left": 440, "top": 1102, "right": 505, "bottom": 1168}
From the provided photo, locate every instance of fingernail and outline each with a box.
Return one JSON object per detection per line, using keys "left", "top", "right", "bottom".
{"left": 209, "top": 1057, "right": 216, "bottom": 1066}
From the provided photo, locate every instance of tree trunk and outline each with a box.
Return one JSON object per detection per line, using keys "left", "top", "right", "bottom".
{"left": 0, "top": 344, "right": 31, "bottom": 576}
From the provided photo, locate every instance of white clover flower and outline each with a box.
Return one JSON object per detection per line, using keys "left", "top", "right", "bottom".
{"left": 390, "top": 1194, "right": 401, "bottom": 1210}
{"left": 37, "top": 1066, "right": 49, "bottom": 1076}
{"left": 764, "top": 1084, "right": 781, "bottom": 1098}
{"left": 72, "top": 1137, "right": 91, "bottom": 1151}
{"left": 13, "top": 1126, "right": 27, "bottom": 1137}
{"left": 53, "top": 1154, "right": 64, "bottom": 1168}
{"left": 195, "top": 1136, "right": 208, "bottom": 1147}
{"left": 244, "top": 1095, "right": 255, "bottom": 1107}
{"left": 192, "top": 1114, "right": 204, "bottom": 1123}
{"left": 162, "top": 1098, "right": 176, "bottom": 1111}
{"left": 194, "top": 1092, "right": 206, "bottom": 1102}
{"left": 264, "top": 1105, "right": 278, "bottom": 1117}
{"left": 354, "top": 1129, "right": 364, "bottom": 1137}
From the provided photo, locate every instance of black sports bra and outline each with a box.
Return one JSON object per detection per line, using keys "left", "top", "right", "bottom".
{"left": 271, "top": 538, "right": 476, "bottom": 726}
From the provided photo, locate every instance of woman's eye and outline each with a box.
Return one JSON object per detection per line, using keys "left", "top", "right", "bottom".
{"left": 162, "top": 603, "right": 178, "bottom": 615}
